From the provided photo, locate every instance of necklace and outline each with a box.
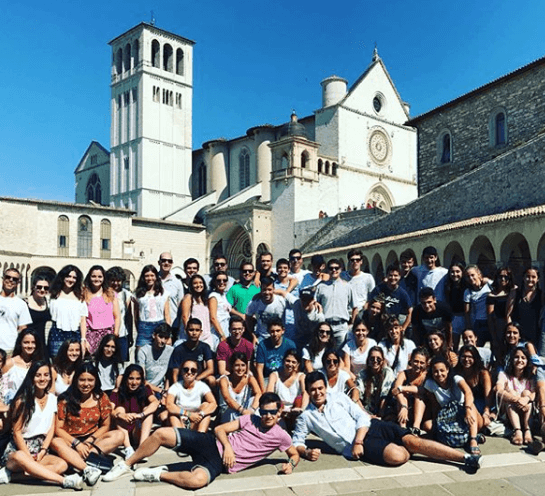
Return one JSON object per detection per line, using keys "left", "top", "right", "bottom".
{"left": 36, "top": 395, "right": 48, "bottom": 409}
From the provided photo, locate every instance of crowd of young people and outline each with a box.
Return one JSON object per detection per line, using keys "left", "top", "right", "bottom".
{"left": 2, "top": 245, "right": 545, "bottom": 490}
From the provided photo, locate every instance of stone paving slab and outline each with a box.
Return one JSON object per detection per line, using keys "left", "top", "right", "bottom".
{"left": 507, "top": 473, "right": 545, "bottom": 496}
{"left": 442, "top": 479, "right": 527, "bottom": 496}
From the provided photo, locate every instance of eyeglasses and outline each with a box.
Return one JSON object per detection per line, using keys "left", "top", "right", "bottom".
{"left": 318, "top": 329, "right": 332, "bottom": 335}
{"left": 259, "top": 407, "right": 279, "bottom": 417}
{"left": 35, "top": 285, "right": 49, "bottom": 291}
{"left": 242, "top": 269, "right": 254, "bottom": 274}
{"left": 182, "top": 367, "right": 198, "bottom": 375}
{"left": 325, "top": 359, "right": 339, "bottom": 365}
{"left": 216, "top": 278, "right": 228, "bottom": 283}
{"left": 214, "top": 262, "right": 227, "bottom": 267}
{"left": 4, "top": 275, "right": 20, "bottom": 282}
{"left": 329, "top": 266, "right": 341, "bottom": 271}
{"left": 498, "top": 275, "right": 509, "bottom": 280}
{"left": 349, "top": 258, "right": 362, "bottom": 263}
{"left": 289, "top": 256, "right": 302, "bottom": 261}
{"left": 368, "top": 357, "right": 383, "bottom": 363}
{"left": 159, "top": 258, "right": 173, "bottom": 264}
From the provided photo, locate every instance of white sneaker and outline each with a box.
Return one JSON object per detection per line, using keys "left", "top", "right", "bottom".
{"left": 63, "top": 473, "right": 84, "bottom": 491}
{"left": 124, "top": 446, "right": 135, "bottom": 460}
{"left": 0, "top": 467, "right": 11, "bottom": 484}
{"left": 83, "top": 465, "right": 102, "bottom": 486}
{"left": 133, "top": 465, "right": 167, "bottom": 483}
{"left": 102, "top": 461, "right": 133, "bottom": 482}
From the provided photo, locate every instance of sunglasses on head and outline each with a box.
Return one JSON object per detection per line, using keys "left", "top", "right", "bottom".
{"left": 182, "top": 367, "right": 198, "bottom": 374}
{"left": 259, "top": 407, "right": 279, "bottom": 417}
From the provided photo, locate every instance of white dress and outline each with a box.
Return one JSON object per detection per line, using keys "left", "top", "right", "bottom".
{"left": 271, "top": 371, "right": 304, "bottom": 411}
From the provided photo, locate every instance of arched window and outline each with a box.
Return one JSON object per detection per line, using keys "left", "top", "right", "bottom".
{"left": 77, "top": 216, "right": 92, "bottom": 258}
{"left": 318, "top": 159, "right": 323, "bottom": 173}
{"left": 163, "top": 44, "right": 173, "bottom": 72}
{"left": 495, "top": 112, "right": 506, "bottom": 145}
{"left": 176, "top": 48, "right": 184, "bottom": 75}
{"left": 100, "top": 219, "right": 111, "bottom": 258}
{"left": 115, "top": 48, "right": 123, "bottom": 75}
{"left": 132, "top": 39, "right": 140, "bottom": 68}
{"left": 151, "top": 39, "right": 160, "bottom": 68}
{"left": 332, "top": 163, "right": 338, "bottom": 176}
{"left": 86, "top": 174, "right": 102, "bottom": 204}
{"left": 198, "top": 162, "right": 207, "bottom": 197}
{"left": 441, "top": 133, "right": 451, "bottom": 163}
{"left": 239, "top": 149, "right": 250, "bottom": 190}
{"left": 325, "top": 161, "right": 330, "bottom": 174}
{"left": 301, "top": 151, "right": 309, "bottom": 168}
{"left": 57, "top": 216, "right": 69, "bottom": 256}
{"left": 123, "top": 43, "right": 131, "bottom": 72}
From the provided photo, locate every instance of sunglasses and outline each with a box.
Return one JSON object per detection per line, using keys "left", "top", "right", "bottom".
{"left": 159, "top": 258, "right": 173, "bottom": 264}
{"left": 214, "top": 262, "right": 227, "bottom": 267}
{"left": 349, "top": 258, "right": 362, "bottom": 263}
{"left": 182, "top": 367, "right": 198, "bottom": 374}
{"left": 318, "top": 329, "right": 332, "bottom": 335}
{"left": 329, "top": 266, "right": 341, "bottom": 271}
{"left": 259, "top": 407, "right": 279, "bottom": 417}
{"left": 289, "top": 256, "right": 302, "bottom": 261}
{"left": 498, "top": 275, "right": 509, "bottom": 280}
{"left": 369, "top": 357, "right": 383, "bottom": 363}
{"left": 35, "top": 285, "right": 49, "bottom": 291}
{"left": 325, "top": 359, "right": 339, "bottom": 365}
{"left": 216, "top": 278, "right": 228, "bottom": 283}
{"left": 242, "top": 269, "right": 254, "bottom": 274}
{"left": 4, "top": 275, "right": 20, "bottom": 282}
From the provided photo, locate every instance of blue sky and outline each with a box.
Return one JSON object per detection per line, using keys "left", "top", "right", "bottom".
{"left": 1, "top": 1, "right": 544, "bottom": 202}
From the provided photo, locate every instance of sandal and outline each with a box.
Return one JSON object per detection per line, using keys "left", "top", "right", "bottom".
{"left": 476, "top": 433, "right": 486, "bottom": 445}
{"left": 467, "top": 436, "right": 481, "bottom": 455}
{"left": 511, "top": 428, "right": 523, "bottom": 446}
{"left": 524, "top": 428, "right": 533, "bottom": 445}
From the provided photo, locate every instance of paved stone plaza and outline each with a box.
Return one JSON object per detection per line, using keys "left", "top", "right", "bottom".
{"left": 3, "top": 436, "right": 545, "bottom": 496}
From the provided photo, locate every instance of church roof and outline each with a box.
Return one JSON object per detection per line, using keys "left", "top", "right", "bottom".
{"left": 74, "top": 141, "right": 110, "bottom": 173}
{"left": 108, "top": 22, "right": 195, "bottom": 46}
{"left": 409, "top": 54, "right": 545, "bottom": 124}
{"left": 278, "top": 112, "right": 308, "bottom": 139}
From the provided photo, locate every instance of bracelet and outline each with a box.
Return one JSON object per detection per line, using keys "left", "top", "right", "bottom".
{"left": 81, "top": 338, "right": 87, "bottom": 342}
{"left": 180, "top": 408, "right": 185, "bottom": 417}
{"left": 199, "top": 410, "right": 205, "bottom": 417}
{"left": 353, "top": 440, "right": 364, "bottom": 445}
{"left": 465, "top": 405, "right": 472, "bottom": 409}
{"left": 400, "top": 404, "right": 408, "bottom": 410}
{"left": 288, "top": 458, "right": 297, "bottom": 469}
{"left": 71, "top": 439, "right": 80, "bottom": 449}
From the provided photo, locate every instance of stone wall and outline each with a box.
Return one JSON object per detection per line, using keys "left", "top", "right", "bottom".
{"left": 311, "top": 132, "right": 545, "bottom": 251}
{"left": 412, "top": 59, "right": 545, "bottom": 195}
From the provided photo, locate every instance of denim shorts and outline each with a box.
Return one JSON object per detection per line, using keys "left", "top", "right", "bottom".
{"left": 136, "top": 321, "right": 164, "bottom": 347}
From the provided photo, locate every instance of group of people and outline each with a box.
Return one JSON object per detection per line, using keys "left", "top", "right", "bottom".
{"left": 2, "top": 245, "right": 545, "bottom": 490}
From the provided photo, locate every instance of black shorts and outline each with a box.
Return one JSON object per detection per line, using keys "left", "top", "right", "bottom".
{"left": 174, "top": 428, "right": 224, "bottom": 485}
{"left": 363, "top": 419, "right": 409, "bottom": 466}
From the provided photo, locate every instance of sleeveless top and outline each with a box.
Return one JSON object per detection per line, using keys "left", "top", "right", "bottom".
{"left": 55, "top": 371, "right": 71, "bottom": 396}
{"left": 271, "top": 371, "right": 304, "bottom": 410}
{"left": 219, "top": 375, "right": 253, "bottom": 411}
{"left": 512, "top": 288, "right": 542, "bottom": 345}
{"left": 190, "top": 299, "right": 213, "bottom": 348}
{"left": 27, "top": 303, "right": 51, "bottom": 342}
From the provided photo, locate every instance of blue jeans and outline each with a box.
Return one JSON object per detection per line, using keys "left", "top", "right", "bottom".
{"left": 136, "top": 321, "right": 164, "bottom": 347}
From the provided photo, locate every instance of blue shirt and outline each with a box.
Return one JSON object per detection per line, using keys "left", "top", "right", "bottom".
{"left": 292, "top": 392, "right": 371, "bottom": 458}
{"left": 255, "top": 336, "right": 296, "bottom": 377}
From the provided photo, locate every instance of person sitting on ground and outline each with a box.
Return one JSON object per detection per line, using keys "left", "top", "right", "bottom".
{"left": 496, "top": 347, "right": 536, "bottom": 446}
{"left": 218, "top": 352, "right": 261, "bottom": 424}
{"left": 0, "top": 361, "right": 83, "bottom": 489}
{"left": 387, "top": 347, "right": 429, "bottom": 428}
{"left": 168, "top": 318, "right": 215, "bottom": 387}
{"left": 166, "top": 359, "right": 217, "bottom": 432}
{"left": 355, "top": 346, "right": 395, "bottom": 417}
{"left": 292, "top": 371, "right": 481, "bottom": 471}
{"left": 111, "top": 364, "right": 159, "bottom": 460}
{"left": 50, "top": 361, "right": 125, "bottom": 486}
{"left": 93, "top": 333, "right": 124, "bottom": 397}
{"left": 322, "top": 349, "right": 359, "bottom": 402}
{"left": 102, "top": 392, "right": 300, "bottom": 488}
{"left": 255, "top": 318, "right": 296, "bottom": 392}
{"left": 427, "top": 329, "right": 458, "bottom": 368}
{"left": 461, "top": 329, "right": 492, "bottom": 369}
{"left": 341, "top": 318, "right": 377, "bottom": 377}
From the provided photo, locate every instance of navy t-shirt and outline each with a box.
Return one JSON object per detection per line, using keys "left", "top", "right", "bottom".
{"left": 369, "top": 283, "right": 412, "bottom": 316}
{"left": 168, "top": 340, "right": 213, "bottom": 371}
{"left": 256, "top": 337, "right": 296, "bottom": 377}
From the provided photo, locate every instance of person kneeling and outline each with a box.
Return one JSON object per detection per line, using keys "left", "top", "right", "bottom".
{"left": 292, "top": 371, "right": 482, "bottom": 472}
{"left": 102, "top": 392, "right": 300, "bottom": 488}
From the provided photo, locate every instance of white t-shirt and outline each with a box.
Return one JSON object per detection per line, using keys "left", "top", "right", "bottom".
{"left": 0, "top": 295, "right": 33, "bottom": 350}
{"left": 414, "top": 266, "right": 449, "bottom": 303}
{"left": 209, "top": 291, "right": 232, "bottom": 337}
{"left": 302, "top": 346, "right": 326, "bottom": 372}
{"left": 341, "top": 271, "right": 376, "bottom": 310}
{"left": 24, "top": 393, "right": 57, "bottom": 438}
{"left": 246, "top": 295, "right": 289, "bottom": 340}
{"left": 168, "top": 380, "right": 211, "bottom": 412}
{"left": 49, "top": 297, "right": 88, "bottom": 332}
{"left": 342, "top": 338, "right": 377, "bottom": 375}
{"left": 378, "top": 339, "right": 416, "bottom": 375}
{"left": 98, "top": 362, "right": 125, "bottom": 391}
{"left": 137, "top": 291, "right": 170, "bottom": 322}
{"left": 424, "top": 374, "right": 464, "bottom": 407}
{"left": 464, "top": 283, "right": 492, "bottom": 322}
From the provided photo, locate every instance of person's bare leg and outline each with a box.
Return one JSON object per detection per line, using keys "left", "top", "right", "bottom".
{"left": 41, "top": 454, "right": 69, "bottom": 474}
{"left": 126, "top": 427, "right": 177, "bottom": 467}
{"left": 50, "top": 438, "right": 87, "bottom": 471}
{"left": 381, "top": 444, "right": 410, "bottom": 466}
{"left": 403, "top": 434, "right": 465, "bottom": 463}
{"left": 196, "top": 416, "right": 211, "bottom": 433}
{"left": 139, "top": 414, "right": 154, "bottom": 444}
{"left": 170, "top": 415, "right": 183, "bottom": 428}
{"left": 159, "top": 467, "right": 209, "bottom": 489}
{"left": 412, "top": 397, "right": 425, "bottom": 430}
{"left": 95, "top": 430, "right": 125, "bottom": 454}
{"left": 507, "top": 405, "right": 523, "bottom": 445}
{"left": 6, "top": 451, "right": 65, "bottom": 484}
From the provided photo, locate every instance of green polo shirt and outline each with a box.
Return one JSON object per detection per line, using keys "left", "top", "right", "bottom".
{"left": 227, "top": 282, "right": 260, "bottom": 314}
